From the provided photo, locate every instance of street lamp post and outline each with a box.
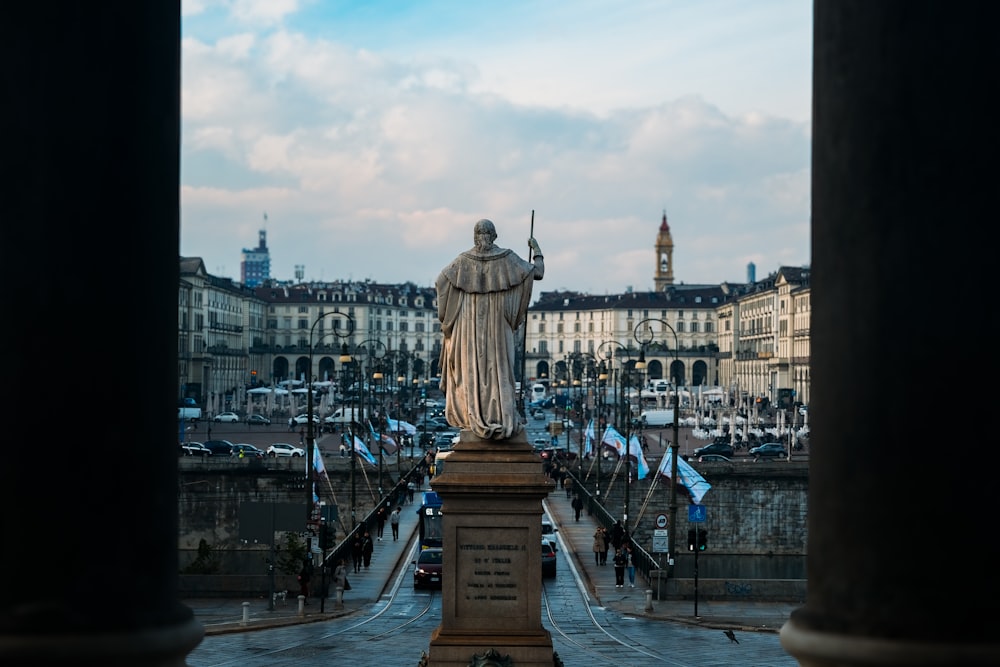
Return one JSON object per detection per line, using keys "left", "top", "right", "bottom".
{"left": 397, "top": 372, "right": 406, "bottom": 473}
{"left": 597, "top": 341, "right": 631, "bottom": 520}
{"left": 305, "top": 312, "right": 354, "bottom": 525}
{"left": 411, "top": 377, "right": 419, "bottom": 458}
{"left": 634, "top": 318, "right": 680, "bottom": 577}
{"left": 355, "top": 339, "right": 388, "bottom": 500}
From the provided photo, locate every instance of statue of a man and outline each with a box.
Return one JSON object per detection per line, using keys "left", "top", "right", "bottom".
{"left": 436, "top": 219, "right": 544, "bottom": 440}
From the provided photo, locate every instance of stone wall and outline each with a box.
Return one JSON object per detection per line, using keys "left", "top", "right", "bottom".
{"left": 178, "top": 456, "right": 807, "bottom": 599}
{"left": 570, "top": 458, "right": 808, "bottom": 582}
{"left": 177, "top": 455, "right": 415, "bottom": 573}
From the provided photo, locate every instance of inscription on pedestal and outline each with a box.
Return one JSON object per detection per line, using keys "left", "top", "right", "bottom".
{"left": 456, "top": 527, "right": 528, "bottom": 618}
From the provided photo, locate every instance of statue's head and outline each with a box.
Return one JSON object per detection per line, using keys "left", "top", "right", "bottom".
{"left": 473, "top": 219, "right": 497, "bottom": 251}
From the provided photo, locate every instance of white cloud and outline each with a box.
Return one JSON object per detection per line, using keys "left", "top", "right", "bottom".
{"left": 180, "top": 0, "right": 812, "bottom": 292}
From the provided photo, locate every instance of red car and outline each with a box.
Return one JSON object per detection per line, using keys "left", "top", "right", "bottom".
{"left": 412, "top": 547, "right": 443, "bottom": 589}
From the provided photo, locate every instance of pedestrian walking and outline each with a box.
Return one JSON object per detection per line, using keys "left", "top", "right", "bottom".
{"left": 297, "top": 558, "right": 313, "bottom": 602}
{"left": 361, "top": 530, "right": 374, "bottom": 568}
{"left": 390, "top": 505, "right": 401, "bottom": 541}
{"left": 375, "top": 505, "right": 387, "bottom": 540}
{"left": 332, "top": 558, "right": 350, "bottom": 596}
{"left": 350, "top": 532, "right": 363, "bottom": 573}
{"left": 571, "top": 494, "right": 584, "bottom": 522}
{"left": 562, "top": 475, "right": 572, "bottom": 499}
{"left": 592, "top": 527, "right": 605, "bottom": 566}
{"left": 610, "top": 520, "right": 625, "bottom": 551}
{"left": 601, "top": 527, "right": 611, "bottom": 565}
{"left": 625, "top": 543, "right": 636, "bottom": 587}
{"left": 613, "top": 548, "right": 626, "bottom": 588}
{"left": 407, "top": 480, "right": 416, "bottom": 503}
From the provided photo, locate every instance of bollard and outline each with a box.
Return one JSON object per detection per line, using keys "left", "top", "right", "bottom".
{"left": 241, "top": 601, "right": 250, "bottom": 626}
{"left": 297, "top": 594, "right": 306, "bottom": 616}
{"left": 335, "top": 586, "right": 344, "bottom": 609}
{"left": 644, "top": 589, "right": 654, "bottom": 613}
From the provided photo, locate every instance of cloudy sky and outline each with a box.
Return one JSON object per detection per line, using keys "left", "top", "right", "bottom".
{"left": 181, "top": 0, "right": 812, "bottom": 294}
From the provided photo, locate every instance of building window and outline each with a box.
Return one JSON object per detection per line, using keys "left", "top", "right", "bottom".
{"left": 539, "top": 323, "right": 546, "bottom": 334}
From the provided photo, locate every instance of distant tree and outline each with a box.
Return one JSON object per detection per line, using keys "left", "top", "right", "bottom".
{"left": 276, "top": 532, "right": 309, "bottom": 574}
{"left": 182, "top": 538, "right": 220, "bottom": 575}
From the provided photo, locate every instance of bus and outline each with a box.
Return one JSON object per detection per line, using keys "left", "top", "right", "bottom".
{"left": 417, "top": 490, "right": 443, "bottom": 550}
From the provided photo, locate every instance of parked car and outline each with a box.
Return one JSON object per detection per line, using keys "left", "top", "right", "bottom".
{"left": 416, "top": 417, "right": 450, "bottom": 432}
{"left": 531, "top": 409, "right": 545, "bottom": 420}
{"left": 697, "top": 454, "right": 733, "bottom": 463}
{"left": 749, "top": 442, "right": 787, "bottom": 458}
{"left": 692, "top": 442, "right": 735, "bottom": 458}
{"left": 245, "top": 414, "right": 271, "bottom": 426}
{"left": 532, "top": 438, "right": 550, "bottom": 449}
{"left": 412, "top": 547, "right": 443, "bottom": 589}
{"left": 179, "top": 441, "right": 211, "bottom": 457}
{"left": 291, "top": 413, "right": 320, "bottom": 426}
{"left": 203, "top": 440, "right": 235, "bottom": 456}
{"left": 231, "top": 443, "right": 265, "bottom": 459}
{"left": 433, "top": 432, "right": 459, "bottom": 449}
{"left": 541, "top": 539, "right": 557, "bottom": 578}
{"left": 541, "top": 519, "right": 558, "bottom": 552}
{"left": 266, "top": 443, "right": 305, "bottom": 457}
{"left": 213, "top": 411, "right": 240, "bottom": 423}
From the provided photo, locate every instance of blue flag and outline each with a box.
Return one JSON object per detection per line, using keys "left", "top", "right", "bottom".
{"left": 657, "top": 447, "right": 711, "bottom": 504}
{"left": 353, "top": 436, "right": 377, "bottom": 465}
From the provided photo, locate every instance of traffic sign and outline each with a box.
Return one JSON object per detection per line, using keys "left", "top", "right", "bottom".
{"left": 688, "top": 504, "right": 707, "bottom": 522}
{"left": 654, "top": 513, "right": 668, "bottom": 529}
{"left": 652, "top": 530, "right": 668, "bottom": 553}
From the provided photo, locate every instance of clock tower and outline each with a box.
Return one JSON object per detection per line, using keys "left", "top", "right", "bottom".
{"left": 654, "top": 210, "right": 675, "bottom": 291}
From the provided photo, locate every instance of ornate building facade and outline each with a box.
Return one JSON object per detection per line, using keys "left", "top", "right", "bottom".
{"left": 179, "top": 212, "right": 811, "bottom": 415}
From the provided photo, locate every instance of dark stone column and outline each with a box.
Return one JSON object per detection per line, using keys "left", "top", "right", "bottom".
{"left": 1, "top": 3, "right": 201, "bottom": 664}
{"left": 781, "top": 2, "right": 996, "bottom": 665}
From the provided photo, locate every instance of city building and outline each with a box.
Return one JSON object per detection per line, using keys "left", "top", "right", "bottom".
{"left": 179, "top": 213, "right": 811, "bottom": 414}
{"left": 240, "top": 226, "right": 271, "bottom": 287}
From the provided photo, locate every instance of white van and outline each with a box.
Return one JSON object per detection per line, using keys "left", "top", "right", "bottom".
{"left": 530, "top": 383, "right": 547, "bottom": 401}
{"left": 324, "top": 407, "right": 363, "bottom": 425}
{"left": 638, "top": 409, "right": 675, "bottom": 427}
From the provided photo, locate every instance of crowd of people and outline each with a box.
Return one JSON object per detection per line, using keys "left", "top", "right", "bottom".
{"left": 591, "top": 517, "right": 638, "bottom": 588}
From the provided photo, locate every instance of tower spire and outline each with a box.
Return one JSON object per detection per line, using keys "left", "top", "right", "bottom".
{"left": 654, "top": 210, "right": 675, "bottom": 290}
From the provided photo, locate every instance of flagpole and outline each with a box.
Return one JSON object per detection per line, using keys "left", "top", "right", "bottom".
{"left": 519, "top": 210, "right": 534, "bottom": 420}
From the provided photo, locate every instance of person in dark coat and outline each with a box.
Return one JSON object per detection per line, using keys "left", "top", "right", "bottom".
{"left": 361, "top": 530, "right": 375, "bottom": 568}
{"left": 297, "top": 559, "right": 313, "bottom": 602}
{"left": 375, "top": 506, "right": 387, "bottom": 540}
{"left": 601, "top": 528, "right": 611, "bottom": 565}
{"left": 571, "top": 494, "right": 584, "bottom": 522}
{"left": 610, "top": 520, "right": 625, "bottom": 551}
{"left": 350, "top": 532, "right": 363, "bottom": 573}
{"left": 613, "top": 548, "right": 627, "bottom": 588}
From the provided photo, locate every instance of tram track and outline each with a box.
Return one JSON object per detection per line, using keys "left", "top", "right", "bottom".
{"left": 540, "top": 501, "right": 686, "bottom": 666}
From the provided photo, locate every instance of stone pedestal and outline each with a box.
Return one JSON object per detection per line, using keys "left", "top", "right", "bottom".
{"left": 426, "top": 432, "right": 556, "bottom": 667}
